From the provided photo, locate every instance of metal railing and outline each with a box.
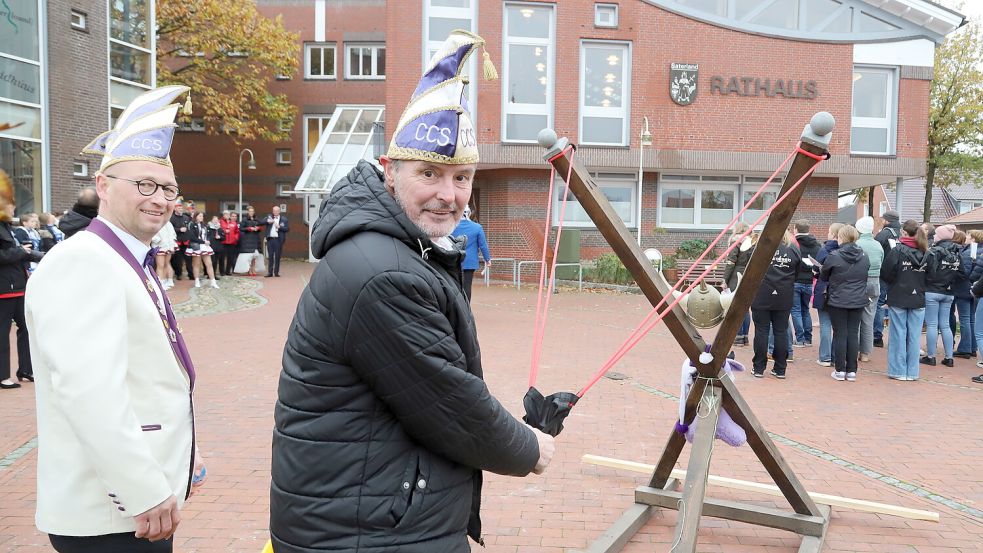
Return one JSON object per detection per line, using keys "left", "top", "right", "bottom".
{"left": 484, "top": 257, "right": 517, "bottom": 287}
{"left": 515, "top": 261, "right": 583, "bottom": 291}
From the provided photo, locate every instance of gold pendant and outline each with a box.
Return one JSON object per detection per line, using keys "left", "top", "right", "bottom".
{"left": 169, "top": 329, "right": 178, "bottom": 343}
{"left": 146, "top": 279, "right": 154, "bottom": 293}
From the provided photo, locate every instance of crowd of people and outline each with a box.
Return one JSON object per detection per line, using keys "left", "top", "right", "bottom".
{"left": 725, "top": 212, "right": 983, "bottom": 384}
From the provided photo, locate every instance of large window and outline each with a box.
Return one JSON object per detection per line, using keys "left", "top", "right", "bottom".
{"left": 851, "top": 66, "right": 896, "bottom": 155}
{"left": 580, "top": 41, "right": 630, "bottom": 146}
{"left": 346, "top": 44, "right": 385, "bottom": 80}
{"left": 305, "top": 43, "right": 336, "bottom": 79}
{"left": 1, "top": 0, "right": 44, "bottom": 214}
{"left": 424, "top": 0, "right": 477, "bottom": 123}
{"left": 553, "top": 173, "right": 636, "bottom": 228}
{"left": 659, "top": 175, "right": 783, "bottom": 229}
{"left": 304, "top": 114, "right": 333, "bottom": 160}
{"left": 502, "top": 2, "right": 554, "bottom": 143}
{"left": 109, "top": 0, "right": 154, "bottom": 125}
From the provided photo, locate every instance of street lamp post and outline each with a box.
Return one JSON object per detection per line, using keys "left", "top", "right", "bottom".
{"left": 238, "top": 148, "right": 256, "bottom": 218}
{"left": 637, "top": 117, "right": 653, "bottom": 246}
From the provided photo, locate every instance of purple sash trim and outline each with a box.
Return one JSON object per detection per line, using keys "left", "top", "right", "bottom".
{"left": 86, "top": 219, "right": 196, "bottom": 387}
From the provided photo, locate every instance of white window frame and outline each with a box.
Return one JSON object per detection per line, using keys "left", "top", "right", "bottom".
{"left": 107, "top": 0, "right": 155, "bottom": 127}
{"left": 579, "top": 40, "right": 631, "bottom": 146}
{"left": 276, "top": 149, "right": 293, "bottom": 165}
{"left": 423, "top": 1, "right": 478, "bottom": 125}
{"left": 303, "top": 114, "right": 333, "bottom": 162}
{"left": 657, "top": 175, "right": 742, "bottom": 230}
{"left": 595, "top": 3, "right": 619, "bottom": 28}
{"left": 276, "top": 183, "right": 291, "bottom": 198}
{"left": 345, "top": 43, "right": 385, "bottom": 80}
{"left": 850, "top": 65, "right": 897, "bottom": 156}
{"left": 72, "top": 161, "right": 89, "bottom": 178}
{"left": 553, "top": 173, "right": 637, "bottom": 228}
{"left": 278, "top": 118, "right": 292, "bottom": 132}
{"left": 740, "top": 176, "right": 783, "bottom": 227}
{"left": 502, "top": 2, "right": 555, "bottom": 144}
{"left": 305, "top": 43, "right": 336, "bottom": 79}
{"left": 71, "top": 10, "right": 88, "bottom": 31}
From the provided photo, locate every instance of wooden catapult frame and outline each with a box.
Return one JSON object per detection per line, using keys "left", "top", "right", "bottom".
{"left": 538, "top": 115, "right": 834, "bottom": 553}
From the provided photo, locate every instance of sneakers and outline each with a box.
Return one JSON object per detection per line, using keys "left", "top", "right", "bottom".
{"left": 972, "top": 374, "right": 983, "bottom": 384}
{"left": 210, "top": 279, "right": 220, "bottom": 289}
{"left": 752, "top": 370, "right": 765, "bottom": 378}
{"left": 845, "top": 372, "right": 857, "bottom": 382}
{"left": 194, "top": 278, "right": 201, "bottom": 288}
{"left": 787, "top": 355, "right": 795, "bottom": 363}
{"left": 769, "top": 369, "right": 786, "bottom": 379}
{"left": 792, "top": 341, "right": 807, "bottom": 348}
{"left": 831, "top": 371, "right": 846, "bottom": 381}
{"left": 733, "top": 335, "right": 749, "bottom": 346}
{"left": 941, "top": 358, "right": 954, "bottom": 367}
{"left": 953, "top": 352, "right": 973, "bottom": 359}
{"left": 873, "top": 338, "right": 884, "bottom": 348}
{"left": 816, "top": 359, "right": 832, "bottom": 367}
{"left": 919, "top": 356, "right": 936, "bottom": 366}
{"left": 976, "top": 360, "right": 983, "bottom": 369}
{"left": 858, "top": 353, "right": 870, "bottom": 362}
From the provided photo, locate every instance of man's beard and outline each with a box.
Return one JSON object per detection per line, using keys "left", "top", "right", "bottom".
{"left": 392, "top": 176, "right": 459, "bottom": 239}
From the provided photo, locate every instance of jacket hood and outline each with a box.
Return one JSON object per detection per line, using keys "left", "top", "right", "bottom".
{"left": 822, "top": 239, "right": 840, "bottom": 251}
{"left": 837, "top": 242, "right": 865, "bottom": 263}
{"left": 58, "top": 210, "right": 92, "bottom": 235}
{"left": 796, "top": 234, "right": 820, "bottom": 250}
{"left": 311, "top": 160, "right": 441, "bottom": 259}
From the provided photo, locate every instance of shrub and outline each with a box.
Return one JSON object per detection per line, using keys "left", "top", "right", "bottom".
{"left": 584, "top": 253, "right": 635, "bottom": 285}
{"left": 675, "top": 239, "right": 713, "bottom": 259}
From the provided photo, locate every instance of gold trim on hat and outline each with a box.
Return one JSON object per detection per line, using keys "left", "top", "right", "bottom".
{"left": 386, "top": 145, "right": 479, "bottom": 165}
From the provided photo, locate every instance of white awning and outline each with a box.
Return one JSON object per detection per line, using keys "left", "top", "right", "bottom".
{"left": 294, "top": 105, "right": 385, "bottom": 193}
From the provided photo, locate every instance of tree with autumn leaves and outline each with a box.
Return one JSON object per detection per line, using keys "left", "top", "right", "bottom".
{"left": 924, "top": 15, "right": 983, "bottom": 221}
{"left": 156, "top": 0, "right": 299, "bottom": 143}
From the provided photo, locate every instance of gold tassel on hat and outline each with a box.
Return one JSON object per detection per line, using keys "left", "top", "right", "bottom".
{"left": 482, "top": 48, "right": 498, "bottom": 81}
{"left": 183, "top": 93, "right": 193, "bottom": 116}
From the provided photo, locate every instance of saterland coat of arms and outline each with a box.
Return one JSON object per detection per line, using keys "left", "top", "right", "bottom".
{"left": 670, "top": 63, "right": 699, "bottom": 106}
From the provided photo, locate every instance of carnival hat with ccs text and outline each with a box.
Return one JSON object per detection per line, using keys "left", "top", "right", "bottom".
{"left": 81, "top": 85, "right": 193, "bottom": 173}
{"left": 387, "top": 29, "right": 497, "bottom": 165}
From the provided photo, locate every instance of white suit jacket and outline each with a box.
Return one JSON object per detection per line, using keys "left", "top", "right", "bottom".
{"left": 26, "top": 230, "right": 194, "bottom": 536}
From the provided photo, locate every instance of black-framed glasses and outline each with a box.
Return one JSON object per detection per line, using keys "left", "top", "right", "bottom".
{"left": 104, "top": 175, "right": 181, "bottom": 201}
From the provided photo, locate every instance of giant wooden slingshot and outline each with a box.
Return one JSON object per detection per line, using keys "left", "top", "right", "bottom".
{"left": 536, "top": 113, "right": 835, "bottom": 553}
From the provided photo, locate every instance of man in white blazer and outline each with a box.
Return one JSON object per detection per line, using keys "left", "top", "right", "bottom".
{"left": 26, "top": 85, "right": 203, "bottom": 553}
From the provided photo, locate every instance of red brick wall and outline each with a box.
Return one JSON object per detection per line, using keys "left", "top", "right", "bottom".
{"left": 169, "top": 0, "right": 387, "bottom": 258}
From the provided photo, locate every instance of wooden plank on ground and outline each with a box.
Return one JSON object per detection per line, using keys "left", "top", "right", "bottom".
{"left": 583, "top": 454, "right": 940, "bottom": 522}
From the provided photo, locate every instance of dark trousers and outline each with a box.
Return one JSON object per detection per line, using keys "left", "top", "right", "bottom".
{"left": 50, "top": 533, "right": 172, "bottom": 552}
{"left": 0, "top": 296, "right": 30, "bottom": 380}
{"left": 266, "top": 237, "right": 284, "bottom": 276}
{"left": 752, "top": 308, "right": 790, "bottom": 375}
{"left": 462, "top": 269, "right": 475, "bottom": 301}
{"left": 829, "top": 305, "right": 863, "bottom": 374}
{"left": 170, "top": 243, "right": 191, "bottom": 279}
{"left": 223, "top": 243, "right": 238, "bottom": 275}
{"left": 210, "top": 243, "right": 226, "bottom": 276}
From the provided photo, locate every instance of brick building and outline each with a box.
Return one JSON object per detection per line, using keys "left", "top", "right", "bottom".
{"left": 168, "top": 0, "right": 387, "bottom": 259}
{"left": 377, "top": 0, "right": 964, "bottom": 277}
{"left": 2, "top": 0, "right": 153, "bottom": 216}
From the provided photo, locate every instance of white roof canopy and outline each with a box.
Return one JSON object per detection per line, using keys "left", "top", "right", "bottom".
{"left": 294, "top": 105, "right": 385, "bottom": 193}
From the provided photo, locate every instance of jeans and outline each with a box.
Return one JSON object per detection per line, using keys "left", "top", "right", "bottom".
{"left": 874, "top": 278, "right": 889, "bottom": 340}
{"left": 954, "top": 297, "right": 976, "bottom": 354}
{"left": 791, "top": 282, "right": 813, "bottom": 343}
{"left": 975, "top": 298, "right": 983, "bottom": 360}
{"left": 817, "top": 308, "right": 833, "bottom": 362}
{"left": 829, "top": 306, "right": 863, "bottom": 374}
{"left": 767, "top": 324, "right": 793, "bottom": 355}
{"left": 859, "top": 277, "right": 880, "bottom": 355}
{"left": 888, "top": 306, "right": 925, "bottom": 379}
{"left": 753, "top": 308, "right": 791, "bottom": 375}
{"left": 924, "top": 292, "right": 955, "bottom": 359}
{"left": 737, "top": 312, "right": 751, "bottom": 338}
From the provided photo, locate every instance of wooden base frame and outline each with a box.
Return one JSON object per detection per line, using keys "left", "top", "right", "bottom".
{"left": 537, "top": 115, "right": 834, "bottom": 553}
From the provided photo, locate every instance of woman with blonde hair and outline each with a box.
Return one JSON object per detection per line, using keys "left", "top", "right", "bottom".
{"left": 723, "top": 221, "right": 754, "bottom": 345}
{"left": 812, "top": 222, "right": 844, "bottom": 367}
{"left": 820, "top": 225, "right": 870, "bottom": 381}
{"left": 750, "top": 228, "right": 800, "bottom": 378}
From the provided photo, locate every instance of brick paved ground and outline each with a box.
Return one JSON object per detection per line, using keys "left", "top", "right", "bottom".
{"left": 1, "top": 261, "right": 980, "bottom": 552}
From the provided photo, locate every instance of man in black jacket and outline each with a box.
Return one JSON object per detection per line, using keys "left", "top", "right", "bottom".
{"left": 873, "top": 209, "right": 901, "bottom": 347}
{"left": 270, "top": 30, "right": 553, "bottom": 553}
{"left": 169, "top": 203, "right": 192, "bottom": 280}
{"left": 59, "top": 187, "right": 99, "bottom": 238}
{"left": 263, "top": 205, "right": 288, "bottom": 277}
{"left": 792, "top": 220, "right": 820, "bottom": 346}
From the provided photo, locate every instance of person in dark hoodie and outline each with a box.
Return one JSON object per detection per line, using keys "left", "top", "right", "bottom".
{"left": 169, "top": 202, "right": 192, "bottom": 280}
{"left": 953, "top": 230, "right": 983, "bottom": 359}
{"left": 723, "top": 221, "right": 755, "bottom": 346}
{"left": 791, "top": 220, "right": 820, "bottom": 347}
{"left": 873, "top": 209, "right": 901, "bottom": 347}
{"left": 750, "top": 229, "right": 800, "bottom": 378}
{"left": 819, "top": 225, "right": 870, "bottom": 381}
{"left": 921, "top": 224, "right": 962, "bottom": 367}
{"left": 812, "top": 222, "right": 843, "bottom": 367}
{"left": 881, "top": 220, "right": 928, "bottom": 380}
{"left": 58, "top": 187, "right": 100, "bottom": 238}
{"left": 270, "top": 30, "right": 553, "bottom": 553}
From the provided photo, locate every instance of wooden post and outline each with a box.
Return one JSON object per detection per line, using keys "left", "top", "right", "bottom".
{"left": 672, "top": 383, "right": 721, "bottom": 552}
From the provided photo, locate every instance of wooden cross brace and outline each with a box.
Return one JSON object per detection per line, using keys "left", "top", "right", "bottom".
{"left": 537, "top": 113, "right": 835, "bottom": 553}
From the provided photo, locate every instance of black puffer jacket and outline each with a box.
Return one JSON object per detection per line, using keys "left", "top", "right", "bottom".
{"left": 722, "top": 237, "right": 754, "bottom": 290}
{"left": 874, "top": 222, "right": 901, "bottom": 257}
{"left": 238, "top": 216, "right": 263, "bottom": 252}
{"left": 0, "top": 222, "right": 40, "bottom": 294}
{"left": 819, "top": 242, "right": 870, "bottom": 309}
{"left": 794, "top": 234, "right": 821, "bottom": 284}
{"left": 58, "top": 209, "right": 94, "bottom": 238}
{"left": 924, "top": 239, "right": 963, "bottom": 294}
{"left": 270, "top": 161, "right": 539, "bottom": 553}
{"left": 880, "top": 239, "right": 926, "bottom": 309}
{"left": 751, "top": 242, "right": 800, "bottom": 311}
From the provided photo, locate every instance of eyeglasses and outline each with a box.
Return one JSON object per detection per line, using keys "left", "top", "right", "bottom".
{"left": 104, "top": 175, "right": 181, "bottom": 201}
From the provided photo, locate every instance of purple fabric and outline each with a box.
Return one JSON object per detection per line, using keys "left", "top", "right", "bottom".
{"left": 413, "top": 43, "right": 473, "bottom": 97}
{"left": 107, "top": 126, "right": 176, "bottom": 162}
{"left": 680, "top": 358, "right": 747, "bottom": 447}
{"left": 394, "top": 109, "right": 459, "bottom": 158}
{"left": 86, "top": 219, "right": 196, "bottom": 387}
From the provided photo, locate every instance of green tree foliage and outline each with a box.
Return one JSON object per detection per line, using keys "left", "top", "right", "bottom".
{"left": 156, "top": 0, "right": 299, "bottom": 143}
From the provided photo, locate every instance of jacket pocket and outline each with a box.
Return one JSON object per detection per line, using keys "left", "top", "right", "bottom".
{"left": 389, "top": 450, "right": 420, "bottom": 527}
